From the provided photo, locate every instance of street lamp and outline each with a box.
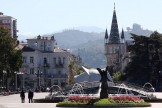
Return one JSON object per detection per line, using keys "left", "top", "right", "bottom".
{"left": 3, "top": 70, "right": 6, "bottom": 90}
{"left": 17, "top": 72, "right": 24, "bottom": 90}
{"left": 14, "top": 72, "right": 17, "bottom": 91}
{"left": 35, "top": 70, "right": 42, "bottom": 91}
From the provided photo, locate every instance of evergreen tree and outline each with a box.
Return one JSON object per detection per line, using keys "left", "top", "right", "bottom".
{"left": 124, "top": 31, "right": 162, "bottom": 90}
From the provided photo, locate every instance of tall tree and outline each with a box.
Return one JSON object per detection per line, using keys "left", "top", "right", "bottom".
{"left": 124, "top": 31, "right": 162, "bottom": 90}
{"left": 0, "top": 27, "right": 23, "bottom": 90}
{"left": 124, "top": 34, "right": 150, "bottom": 84}
{"left": 149, "top": 31, "right": 162, "bottom": 91}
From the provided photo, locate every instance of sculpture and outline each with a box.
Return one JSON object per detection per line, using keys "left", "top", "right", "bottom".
{"left": 96, "top": 66, "right": 109, "bottom": 99}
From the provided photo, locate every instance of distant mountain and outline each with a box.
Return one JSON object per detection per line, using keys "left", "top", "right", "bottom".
{"left": 54, "top": 30, "right": 104, "bottom": 49}
{"left": 73, "top": 26, "right": 105, "bottom": 33}
{"left": 18, "top": 24, "right": 154, "bottom": 68}
{"left": 71, "top": 39, "right": 107, "bottom": 68}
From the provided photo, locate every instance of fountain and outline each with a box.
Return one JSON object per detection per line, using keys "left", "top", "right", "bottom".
{"left": 117, "top": 83, "right": 134, "bottom": 96}
{"left": 143, "top": 82, "right": 155, "bottom": 92}
{"left": 45, "top": 85, "right": 64, "bottom": 100}
{"left": 40, "top": 67, "right": 158, "bottom": 103}
{"left": 68, "top": 83, "right": 84, "bottom": 95}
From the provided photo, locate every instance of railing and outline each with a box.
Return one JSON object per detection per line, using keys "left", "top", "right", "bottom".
{"left": 55, "top": 64, "right": 64, "bottom": 68}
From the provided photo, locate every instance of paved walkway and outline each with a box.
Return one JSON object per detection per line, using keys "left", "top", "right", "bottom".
{"left": 0, "top": 92, "right": 57, "bottom": 108}
{"left": 0, "top": 92, "right": 162, "bottom": 108}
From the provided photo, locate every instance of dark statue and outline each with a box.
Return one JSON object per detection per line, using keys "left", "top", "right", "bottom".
{"left": 97, "top": 66, "right": 109, "bottom": 99}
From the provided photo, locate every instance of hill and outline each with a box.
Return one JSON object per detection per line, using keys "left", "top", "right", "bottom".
{"left": 18, "top": 23, "right": 153, "bottom": 68}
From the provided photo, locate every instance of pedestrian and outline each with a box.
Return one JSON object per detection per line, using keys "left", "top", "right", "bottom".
{"left": 20, "top": 89, "right": 25, "bottom": 103}
{"left": 28, "top": 89, "right": 34, "bottom": 103}
{"left": 50, "top": 88, "right": 52, "bottom": 95}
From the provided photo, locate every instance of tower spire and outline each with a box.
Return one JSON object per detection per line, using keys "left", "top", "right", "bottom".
{"left": 121, "top": 28, "right": 125, "bottom": 43}
{"left": 108, "top": 3, "right": 120, "bottom": 44}
{"left": 104, "top": 28, "right": 108, "bottom": 43}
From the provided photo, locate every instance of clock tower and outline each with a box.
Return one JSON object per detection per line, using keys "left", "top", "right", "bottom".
{"left": 104, "top": 3, "right": 127, "bottom": 73}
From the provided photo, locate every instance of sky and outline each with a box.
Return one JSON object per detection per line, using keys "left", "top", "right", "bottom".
{"left": 1, "top": 0, "right": 162, "bottom": 40}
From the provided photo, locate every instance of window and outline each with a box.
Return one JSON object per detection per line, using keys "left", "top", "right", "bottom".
{"left": 47, "top": 47, "right": 50, "bottom": 51}
{"left": 30, "top": 68, "right": 34, "bottom": 74}
{"left": 23, "top": 57, "right": 27, "bottom": 63}
{"left": 58, "top": 57, "right": 61, "bottom": 64}
{"left": 30, "top": 57, "right": 34, "bottom": 63}
{"left": 54, "top": 80, "right": 58, "bottom": 85}
{"left": 63, "top": 57, "right": 65, "bottom": 64}
{"left": 48, "top": 44, "right": 51, "bottom": 51}
{"left": 44, "top": 57, "right": 47, "bottom": 64}
{"left": 40, "top": 42, "right": 43, "bottom": 47}
{"left": 53, "top": 58, "right": 56, "bottom": 65}
{"left": 58, "top": 71, "right": 61, "bottom": 75}
{"left": 2, "top": 20, "right": 9, "bottom": 23}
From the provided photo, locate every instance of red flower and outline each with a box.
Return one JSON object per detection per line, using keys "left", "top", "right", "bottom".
{"left": 109, "top": 95, "right": 142, "bottom": 103}
{"left": 68, "top": 96, "right": 93, "bottom": 103}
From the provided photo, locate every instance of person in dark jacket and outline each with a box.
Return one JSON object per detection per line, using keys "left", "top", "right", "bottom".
{"left": 20, "top": 90, "right": 25, "bottom": 103}
{"left": 28, "top": 89, "right": 34, "bottom": 103}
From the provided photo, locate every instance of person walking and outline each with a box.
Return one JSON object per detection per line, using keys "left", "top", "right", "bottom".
{"left": 20, "top": 89, "right": 25, "bottom": 103}
{"left": 28, "top": 89, "right": 34, "bottom": 103}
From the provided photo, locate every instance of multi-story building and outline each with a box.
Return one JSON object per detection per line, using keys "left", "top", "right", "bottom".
{"left": 0, "top": 12, "right": 17, "bottom": 39}
{"left": 104, "top": 4, "right": 129, "bottom": 72}
{"left": 19, "top": 35, "right": 76, "bottom": 90}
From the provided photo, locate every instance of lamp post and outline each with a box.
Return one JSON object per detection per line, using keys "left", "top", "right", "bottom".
{"left": 0, "top": 79, "right": 2, "bottom": 91}
{"left": 35, "top": 70, "right": 42, "bottom": 91}
{"left": 17, "top": 72, "right": 24, "bottom": 90}
{"left": 14, "top": 72, "right": 17, "bottom": 91}
{"left": 3, "top": 70, "right": 6, "bottom": 90}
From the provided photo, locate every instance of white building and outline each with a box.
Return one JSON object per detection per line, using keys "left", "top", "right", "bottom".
{"left": 19, "top": 35, "right": 74, "bottom": 90}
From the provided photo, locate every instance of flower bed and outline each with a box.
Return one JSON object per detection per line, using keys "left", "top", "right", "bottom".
{"left": 56, "top": 95, "right": 151, "bottom": 107}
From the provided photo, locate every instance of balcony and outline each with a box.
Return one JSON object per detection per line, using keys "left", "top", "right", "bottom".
{"left": 55, "top": 63, "right": 64, "bottom": 68}
{"left": 43, "top": 63, "right": 50, "bottom": 67}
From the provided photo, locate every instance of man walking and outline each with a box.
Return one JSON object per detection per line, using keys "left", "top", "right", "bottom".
{"left": 28, "top": 89, "right": 34, "bottom": 103}
{"left": 20, "top": 89, "right": 25, "bottom": 103}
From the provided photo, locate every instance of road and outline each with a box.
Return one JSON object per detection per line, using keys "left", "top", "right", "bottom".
{"left": 0, "top": 92, "right": 162, "bottom": 108}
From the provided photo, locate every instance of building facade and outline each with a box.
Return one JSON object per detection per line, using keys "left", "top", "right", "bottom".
{"left": 0, "top": 12, "right": 17, "bottom": 39}
{"left": 19, "top": 35, "right": 75, "bottom": 90}
{"left": 104, "top": 4, "right": 129, "bottom": 72}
